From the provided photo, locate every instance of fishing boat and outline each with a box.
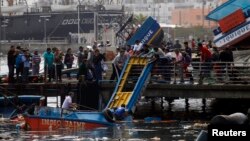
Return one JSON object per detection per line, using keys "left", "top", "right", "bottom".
{"left": 0, "top": 95, "right": 42, "bottom": 119}
{"left": 207, "top": 0, "right": 250, "bottom": 48}
{"left": 22, "top": 16, "right": 164, "bottom": 131}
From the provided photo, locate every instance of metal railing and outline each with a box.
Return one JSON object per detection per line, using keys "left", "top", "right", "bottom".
{"left": 101, "top": 61, "right": 250, "bottom": 85}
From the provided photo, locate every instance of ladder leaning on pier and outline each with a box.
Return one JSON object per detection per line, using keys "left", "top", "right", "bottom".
{"left": 104, "top": 56, "right": 155, "bottom": 113}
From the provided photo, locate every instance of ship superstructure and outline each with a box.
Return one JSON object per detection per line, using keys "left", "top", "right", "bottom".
{"left": 0, "top": 0, "right": 126, "bottom": 43}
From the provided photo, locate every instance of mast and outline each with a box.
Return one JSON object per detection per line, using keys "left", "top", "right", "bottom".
{"left": 0, "top": 0, "right": 1, "bottom": 16}
{"left": 77, "top": 0, "right": 81, "bottom": 44}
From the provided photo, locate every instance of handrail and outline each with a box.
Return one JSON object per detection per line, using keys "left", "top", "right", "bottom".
{"left": 102, "top": 61, "right": 250, "bottom": 85}
{"left": 1, "top": 60, "right": 250, "bottom": 85}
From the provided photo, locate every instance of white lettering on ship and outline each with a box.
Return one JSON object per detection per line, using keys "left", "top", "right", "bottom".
{"left": 62, "top": 18, "right": 94, "bottom": 25}
{"left": 41, "top": 119, "right": 85, "bottom": 129}
{"left": 141, "top": 30, "right": 154, "bottom": 44}
{"left": 215, "top": 23, "right": 250, "bottom": 47}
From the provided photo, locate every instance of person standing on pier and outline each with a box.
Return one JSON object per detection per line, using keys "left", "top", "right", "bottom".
{"left": 7, "top": 45, "right": 17, "bottom": 83}
{"left": 174, "top": 49, "right": 184, "bottom": 83}
{"left": 184, "top": 41, "right": 192, "bottom": 58}
{"left": 76, "top": 46, "right": 84, "bottom": 67}
{"left": 173, "top": 40, "right": 182, "bottom": 51}
{"left": 32, "top": 49, "right": 41, "bottom": 76}
{"left": 43, "top": 48, "right": 54, "bottom": 82}
{"left": 110, "top": 47, "right": 120, "bottom": 81}
{"left": 64, "top": 48, "right": 74, "bottom": 79}
{"left": 15, "top": 46, "right": 24, "bottom": 83}
{"left": 133, "top": 40, "right": 143, "bottom": 55}
{"left": 182, "top": 52, "right": 193, "bottom": 83}
{"left": 113, "top": 48, "right": 128, "bottom": 77}
{"left": 198, "top": 43, "right": 212, "bottom": 84}
{"left": 93, "top": 49, "right": 105, "bottom": 81}
{"left": 54, "top": 48, "right": 64, "bottom": 82}
{"left": 22, "top": 49, "right": 31, "bottom": 83}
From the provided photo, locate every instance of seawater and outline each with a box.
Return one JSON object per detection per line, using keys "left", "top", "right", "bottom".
{"left": 0, "top": 120, "right": 206, "bottom": 140}
{"left": 0, "top": 55, "right": 208, "bottom": 140}
{"left": 1, "top": 56, "right": 249, "bottom": 140}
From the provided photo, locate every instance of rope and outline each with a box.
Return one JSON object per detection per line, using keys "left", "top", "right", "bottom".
{"left": 0, "top": 86, "right": 18, "bottom": 97}
{"left": 0, "top": 92, "right": 20, "bottom": 110}
{"left": 75, "top": 103, "right": 97, "bottom": 111}
{"left": 0, "top": 86, "right": 30, "bottom": 111}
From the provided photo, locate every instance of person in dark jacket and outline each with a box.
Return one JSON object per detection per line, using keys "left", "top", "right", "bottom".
{"left": 7, "top": 45, "right": 17, "bottom": 83}
{"left": 114, "top": 104, "right": 127, "bottom": 120}
{"left": 64, "top": 48, "right": 74, "bottom": 79}
{"left": 93, "top": 49, "right": 105, "bottom": 81}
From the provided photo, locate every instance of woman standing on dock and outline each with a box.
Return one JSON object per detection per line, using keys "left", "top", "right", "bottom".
{"left": 54, "top": 48, "right": 64, "bottom": 82}
{"left": 64, "top": 48, "right": 74, "bottom": 79}
{"left": 32, "top": 49, "right": 41, "bottom": 76}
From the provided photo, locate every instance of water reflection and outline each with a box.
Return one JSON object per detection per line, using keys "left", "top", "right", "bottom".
{"left": 0, "top": 120, "right": 206, "bottom": 140}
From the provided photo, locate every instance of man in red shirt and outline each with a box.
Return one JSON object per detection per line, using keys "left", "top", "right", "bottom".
{"left": 198, "top": 43, "right": 212, "bottom": 84}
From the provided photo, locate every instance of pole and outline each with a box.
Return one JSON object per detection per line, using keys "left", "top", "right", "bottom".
{"left": 40, "top": 15, "right": 51, "bottom": 46}
{"left": 77, "top": 5, "right": 80, "bottom": 44}
{"left": 94, "top": 12, "right": 97, "bottom": 41}
{"left": 0, "top": 0, "right": 1, "bottom": 16}
{"left": 77, "top": 0, "right": 81, "bottom": 44}
{"left": 202, "top": 0, "right": 205, "bottom": 27}
{"left": 44, "top": 18, "right": 46, "bottom": 43}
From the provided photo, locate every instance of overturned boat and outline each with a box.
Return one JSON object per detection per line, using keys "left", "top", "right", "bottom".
{"left": 207, "top": 0, "right": 250, "bottom": 48}
{"left": 22, "top": 16, "right": 164, "bottom": 131}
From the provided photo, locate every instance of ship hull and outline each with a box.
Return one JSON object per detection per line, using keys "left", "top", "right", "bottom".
{"left": 0, "top": 11, "right": 123, "bottom": 41}
{"left": 22, "top": 108, "right": 113, "bottom": 131}
{"left": 24, "top": 116, "right": 107, "bottom": 131}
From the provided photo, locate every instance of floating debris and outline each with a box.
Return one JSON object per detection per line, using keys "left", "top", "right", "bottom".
{"left": 150, "top": 136, "right": 161, "bottom": 140}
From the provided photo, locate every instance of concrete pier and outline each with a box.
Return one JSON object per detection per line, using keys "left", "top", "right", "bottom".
{"left": 1, "top": 82, "right": 250, "bottom": 99}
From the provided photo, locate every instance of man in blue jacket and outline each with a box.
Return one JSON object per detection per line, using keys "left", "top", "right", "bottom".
{"left": 114, "top": 104, "right": 127, "bottom": 120}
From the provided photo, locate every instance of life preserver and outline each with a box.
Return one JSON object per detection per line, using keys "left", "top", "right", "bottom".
{"left": 103, "top": 109, "right": 115, "bottom": 123}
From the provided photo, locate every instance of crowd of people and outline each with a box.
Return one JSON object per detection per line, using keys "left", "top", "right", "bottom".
{"left": 6, "top": 38, "right": 235, "bottom": 84}
{"left": 6, "top": 40, "right": 112, "bottom": 83}
{"left": 112, "top": 38, "right": 235, "bottom": 84}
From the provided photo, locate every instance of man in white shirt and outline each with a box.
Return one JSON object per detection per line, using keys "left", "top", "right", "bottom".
{"left": 62, "top": 92, "right": 76, "bottom": 109}
{"left": 133, "top": 40, "right": 142, "bottom": 55}
{"left": 174, "top": 49, "right": 184, "bottom": 83}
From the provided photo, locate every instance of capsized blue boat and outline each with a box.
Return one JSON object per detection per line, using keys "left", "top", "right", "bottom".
{"left": 126, "top": 16, "right": 164, "bottom": 46}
